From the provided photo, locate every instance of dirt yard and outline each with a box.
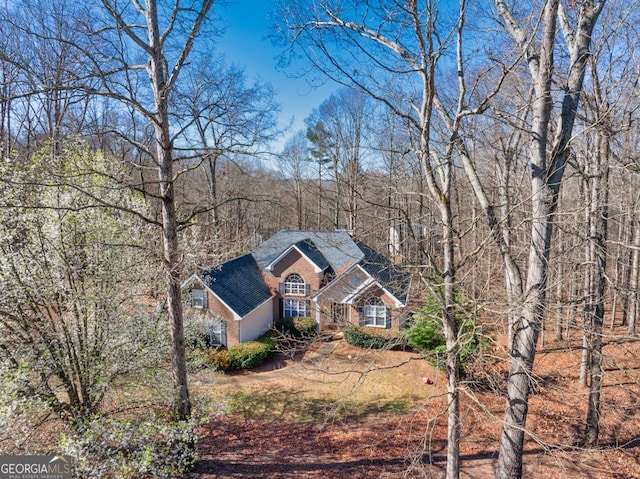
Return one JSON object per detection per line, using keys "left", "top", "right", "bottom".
{"left": 186, "top": 328, "right": 640, "bottom": 478}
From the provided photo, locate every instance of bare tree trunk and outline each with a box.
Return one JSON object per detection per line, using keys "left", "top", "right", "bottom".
{"left": 621, "top": 211, "right": 633, "bottom": 326}
{"left": 317, "top": 159, "right": 322, "bottom": 230}
{"left": 158, "top": 135, "right": 191, "bottom": 420}
{"left": 610, "top": 218, "right": 623, "bottom": 330}
{"left": 151, "top": 65, "right": 193, "bottom": 421}
{"left": 135, "top": 0, "right": 213, "bottom": 420}
{"left": 494, "top": 1, "right": 605, "bottom": 476}
{"left": 439, "top": 170, "right": 460, "bottom": 479}
{"left": 580, "top": 175, "right": 592, "bottom": 387}
{"left": 555, "top": 254, "right": 564, "bottom": 341}
{"left": 582, "top": 102, "right": 609, "bottom": 447}
{"left": 207, "top": 155, "right": 220, "bottom": 228}
{"left": 628, "top": 219, "right": 640, "bottom": 335}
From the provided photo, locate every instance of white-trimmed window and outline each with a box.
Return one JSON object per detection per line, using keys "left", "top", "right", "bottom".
{"left": 283, "top": 299, "right": 309, "bottom": 318}
{"left": 190, "top": 289, "right": 207, "bottom": 308}
{"left": 283, "top": 273, "right": 308, "bottom": 296}
{"left": 362, "top": 296, "right": 387, "bottom": 327}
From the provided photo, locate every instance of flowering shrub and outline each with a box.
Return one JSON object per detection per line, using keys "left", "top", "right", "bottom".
{"left": 58, "top": 415, "right": 198, "bottom": 479}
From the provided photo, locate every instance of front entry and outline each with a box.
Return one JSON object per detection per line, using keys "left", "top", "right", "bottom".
{"left": 330, "top": 302, "right": 348, "bottom": 324}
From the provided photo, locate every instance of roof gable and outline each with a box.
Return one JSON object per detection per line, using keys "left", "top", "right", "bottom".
{"left": 312, "top": 266, "right": 372, "bottom": 304}
{"left": 313, "top": 240, "right": 411, "bottom": 307}
{"left": 355, "top": 240, "right": 412, "bottom": 305}
{"left": 252, "top": 230, "right": 363, "bottom": 273}
{"left": 265, "top": 239, "right": 332, "bottom": 274}
{"left": 198, "top": 254, "right": 272, "bottom": 319}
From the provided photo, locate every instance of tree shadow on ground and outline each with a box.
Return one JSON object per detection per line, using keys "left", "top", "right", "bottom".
{"left": 224, "top": 385, "right": 415, "bottom": 424}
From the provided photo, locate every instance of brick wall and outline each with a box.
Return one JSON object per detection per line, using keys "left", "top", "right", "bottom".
{"left": 268, "top": 248, "right": 323, "bottom": 291}
{"left": 268, "top": 249, "right": 325, "bottom": 319}
{"left": 186, "top": 287, "right": 240, "bottom": 348}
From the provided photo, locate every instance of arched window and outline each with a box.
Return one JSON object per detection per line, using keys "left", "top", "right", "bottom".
{"left": 284, "top": 273, "right": 307, "bottom": 296}
{"left": 362, "top": 296, "right": 387, "bottom": 327}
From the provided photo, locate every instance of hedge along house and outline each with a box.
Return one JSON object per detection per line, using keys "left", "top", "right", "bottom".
{"left": 183, "top": 230, "right": 412, "bottom": 347}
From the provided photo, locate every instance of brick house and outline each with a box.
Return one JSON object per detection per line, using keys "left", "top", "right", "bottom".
{"left": 182, "top": 230, "right": 412, "bottom": 347}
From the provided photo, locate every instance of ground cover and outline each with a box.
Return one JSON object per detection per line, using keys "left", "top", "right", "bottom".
{"left": 187, "top": 327, "right": 640, "bottom": 478}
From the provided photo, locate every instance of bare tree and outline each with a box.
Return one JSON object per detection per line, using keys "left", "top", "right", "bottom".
{"left": 174, "top": 58, "right": 281, "bottom": 232}
{"left": 278, "top": 3, "right": 473, "bottom": 477}
{"left": 305, "top": 88, "right": 370, "bottom": 232}
{"left": 278, "top": 130, "right": 312, "bottom": 229}
{"left": 488, "top": 1, "right": 606, "bottom": 476}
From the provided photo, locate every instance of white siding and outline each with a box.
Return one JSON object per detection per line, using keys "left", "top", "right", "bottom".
{"left": 238, "top": 297, "right": 274, "bottom": 343}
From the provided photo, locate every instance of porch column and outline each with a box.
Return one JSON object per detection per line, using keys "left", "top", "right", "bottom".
{"left": 315, "top": 301, "right": 321, "bottom": 331}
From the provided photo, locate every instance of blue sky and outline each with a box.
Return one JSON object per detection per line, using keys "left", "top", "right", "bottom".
{"left": 217, "top": 1, "right": 339, "bottom": 150}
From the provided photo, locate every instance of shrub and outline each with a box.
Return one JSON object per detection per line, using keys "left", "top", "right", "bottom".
{"left": 208, "top": 349, "right": 232, "bottom": 372}
{"left": 406, "top": 293, "right": 485, "bottom": 373}
{"left": 343, "top": 326, "right": 403, "bottom": 350}
{"left": 275, "top": 316, "right": 318, "bottom": 338}
{"left": 59, "top": 414, "right": 198, "bottom": 478}
{"left": 226, "top": 331, "right": 277, "bottom": 370}
{"left": 228, "top": 341, "right": 270, "bottom": 369}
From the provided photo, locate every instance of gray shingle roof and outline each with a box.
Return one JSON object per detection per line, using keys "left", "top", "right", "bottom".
{"left": 252, "top": 230, "right": 364, "bottom": 273}
{"left": 355, "top": 240, "right": 412, "bottom": 305}
{"left": 193, "top": 231, "right": 410, "bottom": 319}
{"left": 198, "top": 254, "right": 272, "bottom": 318}
{"left": 293, "top": 239, "right": 331, "bottom": 272}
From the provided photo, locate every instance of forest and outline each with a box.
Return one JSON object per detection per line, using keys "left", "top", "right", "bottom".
{"left": 0, "top": 1, "right": 638, "bottom": 478}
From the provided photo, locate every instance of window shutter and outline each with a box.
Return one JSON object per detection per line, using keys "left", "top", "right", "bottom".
{"left": 305, "top": 284, "right": 311, "bottom": 296}
{"left": 279, "top": 283, "right": 285, "bottom": 295}
{"left": 305, "top": 300, "right": 311, "bottom": 317}
{"left": 385, "top": 308, "right": 392, "bottom": 329}
{"left": 203, "top": 291, "right": 208, "bottom": 309}
{"left": 359, "top": 308, "right": 365, "bottom": 327}
{"left": 279, "top": 298, "right": 284, "bottom": 319}
{"left": 221, "top": 320, "right": 227, "bottom": 347}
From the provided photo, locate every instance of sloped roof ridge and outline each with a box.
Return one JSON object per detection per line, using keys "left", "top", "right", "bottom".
{"left": 353, "top": 239, "right": 412, "bottom": 305}
{"left": 198, "top": 253, "right": 272, "bottom": 319}
{"left": 251, "top": 229, "right": 364, "bottom": 273}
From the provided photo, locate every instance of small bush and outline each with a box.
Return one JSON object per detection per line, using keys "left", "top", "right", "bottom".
{"left": 59, "top": 414, "right": 198, "bottom": 478}
{"left": 208, "top": 349, "right": 232, "bottom": 372}
{"left": 343, "top": 326, "right": 403, "bottom": 350}
{"left": 226, "top": 331, "right": 277, "bottom": 370}
{"left": 228, "top": 341, "right": 270, "bottom": 369}
{"left": 405, "top": 313, "right": 444, "bottom": 351}
{"left": 406, "top": 293, "right": 485, "bottom": 374}
{"left": 275, "top": 316, "right": 317, "bottom": 338}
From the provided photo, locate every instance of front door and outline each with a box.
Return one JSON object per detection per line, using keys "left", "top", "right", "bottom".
{"left": 330, "top": 302, "right": 348, "bottom": 323}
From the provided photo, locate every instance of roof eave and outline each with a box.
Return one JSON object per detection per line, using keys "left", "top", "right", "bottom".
{"left": 185, "top": 273, "right": 243, "bottom": 321}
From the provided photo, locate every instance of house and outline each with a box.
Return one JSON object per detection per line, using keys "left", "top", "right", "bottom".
{"left": 182, "top": 230, "right": 412, "bottom": 347}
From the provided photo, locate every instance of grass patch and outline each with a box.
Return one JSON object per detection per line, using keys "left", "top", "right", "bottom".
{"left": 222, "top": 385, "right": 415, "bottom": 423}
